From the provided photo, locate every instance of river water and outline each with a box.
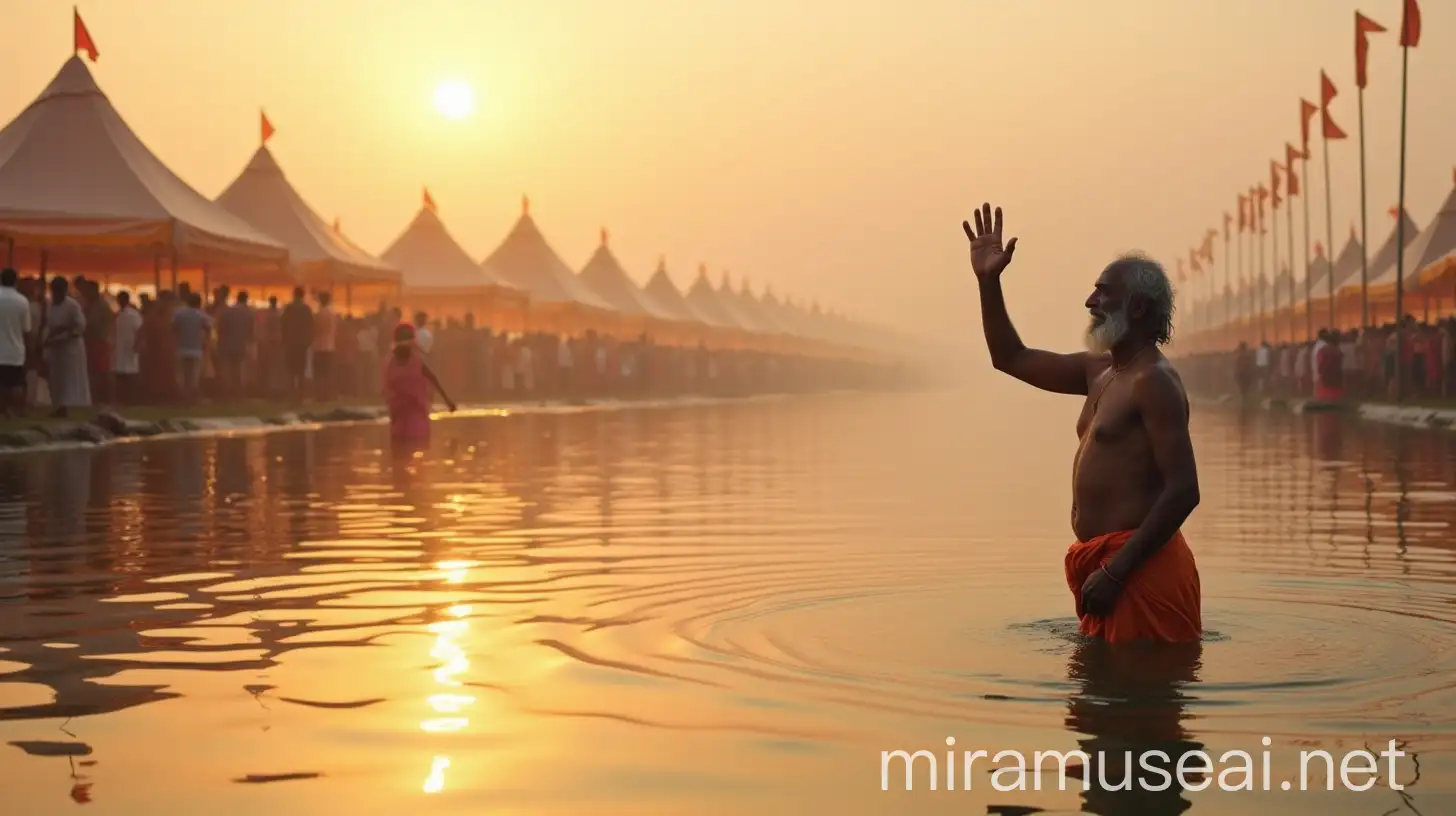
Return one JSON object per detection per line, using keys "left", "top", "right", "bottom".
{"left": 0, "top": 386, "right": 1454, "bottom": 815}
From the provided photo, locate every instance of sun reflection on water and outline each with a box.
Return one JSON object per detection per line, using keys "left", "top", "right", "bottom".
{"left": 420, "top": 573, "right": 475, "bottom": 794}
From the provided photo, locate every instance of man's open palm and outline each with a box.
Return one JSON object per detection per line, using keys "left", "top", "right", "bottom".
{"left": 962, "top": 203, "right": 1018, "bottom": 279}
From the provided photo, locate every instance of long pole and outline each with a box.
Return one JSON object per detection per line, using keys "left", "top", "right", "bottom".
{"left": 1238, "top": 227, "right": 1246, "bottom": 343}
{"left": 1303, "top": 154, "right": 1313, "bottom": 341}
{"left": 1394, "top": 43, "right": 1410, "bottom": 402}
{"left": 1272, "top": 193, "right": 1281, "bottom": 341}
{"left": 1287, "top": 191, "right": 1296, "bottom": 342}
{"left": 1224, "top": 232, "right": 1232, "bottom": 349}
{"left": 1259, "top": 205, "right": 1267, "bottom": 342}
{"left": 1322, "top": 131, "right": 1337, "bottom": 330}
{"left": 1358, "top": 87, "right": 1370, "bottom": 329}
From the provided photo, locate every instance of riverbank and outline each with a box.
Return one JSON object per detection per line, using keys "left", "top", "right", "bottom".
{"left": 0, "top": 399, "right": 392, "bottom": 454}
{"left": 0, "top": 391, "right": 829, "bottom": 455}
{"left": 1195, "top": 391, "right": 1456, "bottom": 430}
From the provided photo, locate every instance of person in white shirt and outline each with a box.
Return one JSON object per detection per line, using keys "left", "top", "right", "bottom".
{"left": 413, "top": 312, "right": 434, "bottom": 354}
{"left": 0, "top": 268, "right": 32, "bottom": 417}
{"left": 111, "top": 290, "right": 144, "bottom": 405}
{"left": 1254, "top": 341, "right": 1272, "bottom": 394}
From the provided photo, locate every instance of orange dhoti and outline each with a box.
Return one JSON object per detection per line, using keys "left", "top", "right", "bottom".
{"left": 1065, "top": 529, "right": 1202, "bottom": 644}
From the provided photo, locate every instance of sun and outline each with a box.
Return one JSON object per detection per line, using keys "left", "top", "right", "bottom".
{"left": 433, "top": 80, "right": 475, "bottom": 121}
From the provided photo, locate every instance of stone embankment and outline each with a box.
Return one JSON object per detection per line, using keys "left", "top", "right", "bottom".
{"left": 0, "top": 406, "right": 388, "bottom": 453}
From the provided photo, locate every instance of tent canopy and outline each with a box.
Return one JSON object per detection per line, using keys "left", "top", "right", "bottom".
{"left": 0, "top": 56, "right": 288, "bottom": 278}
{"left": 577, "top": 234, "right": 676, "bottom": 321}
{"left": 481, "top": 202, "right": 613, "bottom": 312}
{"left": 1389, "top": 185, "right": 1456, "bottom": 290}
{"left": 382, "top": 205, "right": 520, "bottom": 294}
{"left": 685, "top": 266, "right": 742, "bottom": 329}
{"left": 1352, "top": 208, "right": 1420, "bottom": 294}
{"left": 217, "top": 146, "right": 401, "bottom": 291}
{"left": 735, "top": 278, "right": 791, "bottom": 334}
{"left": 644, "top": 260, "right": 708, "bottom": 325}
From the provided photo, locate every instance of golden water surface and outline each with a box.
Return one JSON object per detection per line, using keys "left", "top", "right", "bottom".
{"left": 1, "top": 387, "right": 1454, "bottom": 815}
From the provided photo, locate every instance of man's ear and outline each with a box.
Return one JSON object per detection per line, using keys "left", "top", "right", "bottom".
{"left": 1126, "top": 296, "right": 1148, "bottom": 320}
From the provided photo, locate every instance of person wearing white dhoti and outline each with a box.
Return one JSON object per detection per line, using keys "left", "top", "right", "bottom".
{"left": 41, "top": 277, "right": 90, "bottom": 417}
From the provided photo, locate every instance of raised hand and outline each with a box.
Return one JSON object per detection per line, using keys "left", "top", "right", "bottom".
{"left": 962, "top": 203, "right": 1019, "bottom": 279}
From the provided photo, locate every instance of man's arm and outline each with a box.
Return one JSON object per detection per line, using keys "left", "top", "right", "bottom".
{"left": 1103, "top": 368, "right": 1200, "bottom": 581}
{"left": 977, "top": 276, "right": 1091, "bottom": 395}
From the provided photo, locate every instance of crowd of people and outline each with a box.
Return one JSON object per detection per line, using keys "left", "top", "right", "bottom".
{"left": 0, "top": 269, "right": 911, "bottom": 420}
{"left": 1177, "top": 317, "right": 1456, "bottom": 403}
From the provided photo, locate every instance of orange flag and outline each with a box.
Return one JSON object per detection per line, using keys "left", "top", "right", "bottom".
{"left": 1223, "top": 211, "right": 1233, "bottom": 240}
{"left": 1189, "top": 249, "right": 1201, "bottom": 276}
{"left": 1320, "top": 72, "right": 1347, "bottom": 139}
{"left": 74, "top": 9, "right": 98, "bottom": 61}
{"left": 1285, "top": 144, "right": 1302, "bottom": 196}
{"left": 522, "top": 194, "right": 530, "bottom": 215}
{"left": 423, "top": 187, "right": 437, "bottom": 212}
{"left": 1314, "top": 241, "right": 1325, "bottom": 257}
{"left": 333, "top": 217, "right": 341, "bottom": 233}
{"left": 600, "top": 227, "right": 609, "bottom": 247}
{"left": 1401, "top": 0, "right": 1421, "bottom": 47}
{"left": 1355, "top": 12, "right": 1386, "bottom": 89}
{"left": 261, "top": 110, "right": 275, "bottom": 145}
{"left": 1269, "top": 161, "right": 1282, "bottom": 209}
{"left": 1388, "top": 205, "right": 1401, "bottom": 219}
{"left": 1237, "top": 194, "right": 1248, "bottom": 232}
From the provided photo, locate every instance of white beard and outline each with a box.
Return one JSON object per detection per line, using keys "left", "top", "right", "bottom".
{"left": 1085, "top": 308, "right": 1130, "bottom": 354}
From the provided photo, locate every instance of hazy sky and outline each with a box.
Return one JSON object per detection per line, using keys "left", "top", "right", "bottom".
{"left": 3, "top": 0, "right": 1452, "bottom": 349}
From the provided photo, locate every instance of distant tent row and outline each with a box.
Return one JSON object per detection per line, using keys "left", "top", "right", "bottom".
{"left": 0, "top": 55, "right": 913, "bottom": 363}
{"left": 1178, "top": 179, "right": 1456, "bottom": 352}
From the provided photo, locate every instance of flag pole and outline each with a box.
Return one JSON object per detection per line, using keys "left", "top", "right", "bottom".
{"left": 1322, "top": 130, "right": 1336, "bottom": 330}
{"left": 1223, "top": 229, "right": 1232, "bottom": 349}
{"left": 1271, "top": 175, "right": 1281, "bottom": 342}
{"left": 1303, "top": 153, "right": 1313, "bottom": 341}
{"left": 1358, "top": 84, "right": 1370, "bottom": 330}
{"left": 1287, "top": 183, "right": 1296, "bottom": 342}
{"left": 1394, "top": 41, "right": 1410, "bottom": 403}
{"left": 1259, "top": 199, "right": 1267, "bottom": 343}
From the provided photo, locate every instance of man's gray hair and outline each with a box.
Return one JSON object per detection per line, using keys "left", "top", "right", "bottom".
{"left": 1107, "top": 252, "right": 1175, "bottom": 345}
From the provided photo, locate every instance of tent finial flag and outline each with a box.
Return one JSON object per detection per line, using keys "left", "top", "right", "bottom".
{"left": 333, "top": 217, "right": 341, "bottom": 233}
{"left": 522, "top": 194, "right": 529, "bottom": 216}
{"left": 73, "top": 7, "right": 98, "bottom": 62}
{"left": 261, "top": 110, "right": 275, "bottom": 145}
{"left": 423, "top": 187, "right": 437, "bottom": 213}
{"left": 600, "top": 227, "right": 608, "bottom": 247}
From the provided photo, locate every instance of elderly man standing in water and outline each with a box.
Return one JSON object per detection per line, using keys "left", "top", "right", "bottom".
{"left": 964, "top": 203, "right": 1202, "bottom": 644}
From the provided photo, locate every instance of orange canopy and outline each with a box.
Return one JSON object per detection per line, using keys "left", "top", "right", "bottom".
{"left": 0, "top": 57, "right": 289, "bottom": 286}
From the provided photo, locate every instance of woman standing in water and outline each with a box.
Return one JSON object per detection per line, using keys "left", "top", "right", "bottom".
{"left": 383, "top": 322, "right": 455, "bottom": 448}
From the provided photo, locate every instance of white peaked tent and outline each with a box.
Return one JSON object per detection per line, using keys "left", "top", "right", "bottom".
{"left": 382, "top": 198, "right": 527, "bottom": 328}
{"left": 0, "top": 56, "right": 289, "bottom": 287}
{"left": 480, "top": 198, "right": 617, "bottom": 336}
{"left": 217, "top": 145, "right": 402, "bottom": 308}
{"left": 1374, "top": 183, "right": 1456, "bottom": 302}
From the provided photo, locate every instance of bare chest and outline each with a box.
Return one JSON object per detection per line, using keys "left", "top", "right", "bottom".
{"left": 1076, "top": 371, "right": 1137, "bottom": 445}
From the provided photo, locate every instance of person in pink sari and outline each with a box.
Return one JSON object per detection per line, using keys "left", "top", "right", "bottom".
{"left": 382, "top": 323, "right": 455, "bottom": 448}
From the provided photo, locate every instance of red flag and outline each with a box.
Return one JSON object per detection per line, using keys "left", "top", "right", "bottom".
{"left": 600, "top": 227, "right": 609, "bottom": 247}
{"left": 261, "top": 111, "right": 275, "bottom": 145}
{"left": 522, "top": 194, "right": 530, "bottom": 215}
{"left": 1189, "top": 249, "right": 1201, "bottom": 275}
{"left": 1269, "top": 161, "right": 1282, "bottom": 209}
{"left": 1254, "top": 185, "right": 1268, "bottom": 232}
{"left": 1300, "top": 99, "right": 1320, "bottom": 154}
{"left": 423, "top": 187, "right": 437, "bottom": 212}
{"left": 1401, "top": 0, "right": 1421, "bottom": 47}
{"left": 1238, "top": 195, "right": 1248, "bottom": 231}
{"left": 1388, "top": 205, "right": 1400, "bottom": 219}
{"left": 1314, "top": 241, "right": 1325, "bottom": 257}
{"left": 1223, "top": 211, "right": 1233, "bottom": 240}
{"left": 1355, "top": 12, "right": 1386, "bottom": 89}
{"left": 1321, "top": 72, "right": 1348, "bottom": 139}
{"left": 74, "top": 9, "right": 98, "bottom": 61}
{"left": 1201, "top": 231, "right": 1216, "bottom": 262}
{"left": 1285, "top": 143, "right": 1302, "bottom": 196}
